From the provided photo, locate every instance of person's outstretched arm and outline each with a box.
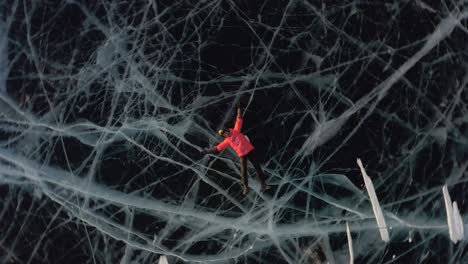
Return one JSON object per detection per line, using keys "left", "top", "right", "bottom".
{"left": 233, "top": 106, "right": 243, "bottom": 131}
{"left": 215, "top": 138, "right": 230, "bottom": 152}
{"left": 201, "top": 138, "right": 229, "bottom": 155}
{"left": 201, "top": 147, "right": 217, "bottom": 155}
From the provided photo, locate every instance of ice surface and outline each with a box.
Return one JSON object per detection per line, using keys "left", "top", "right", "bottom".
{"left": 1, "top": 0, "right": 468, "bottom": 263}
{"left": 0, "top": 20, "right": 7, "bottom": 94}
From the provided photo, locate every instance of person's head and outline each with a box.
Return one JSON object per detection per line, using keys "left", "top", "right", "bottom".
{"left": 218, "top": 128, "right": 230, "bottom": 138}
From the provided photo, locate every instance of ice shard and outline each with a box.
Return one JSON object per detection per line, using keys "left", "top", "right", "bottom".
{"left": 158, "top": 255, "right": 169, "bottom": 264}
{"left": 357, "top": 158, "right": 389, "bottom": 242}
{"left": 443, "top": 185, "right": 464, "bottom": 243}
{"left": 346, "top": 222, "right": 354, "bottom": 264}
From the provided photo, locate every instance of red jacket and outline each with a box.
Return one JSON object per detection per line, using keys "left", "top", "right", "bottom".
{"left": 215, "top": 117, "right": 254, "bottom": 157}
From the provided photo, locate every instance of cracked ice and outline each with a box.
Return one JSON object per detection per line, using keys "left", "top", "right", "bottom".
{"left": 1, "top": 1, "right": 468, "bottom": 263}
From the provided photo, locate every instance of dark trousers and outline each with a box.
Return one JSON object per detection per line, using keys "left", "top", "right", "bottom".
{"left": 240, "top": 150, "right": 267, "bottom": 188}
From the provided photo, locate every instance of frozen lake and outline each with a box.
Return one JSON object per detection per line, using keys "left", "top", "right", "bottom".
{"left": 1, "top": 1, "right": 467, "bottom": 263}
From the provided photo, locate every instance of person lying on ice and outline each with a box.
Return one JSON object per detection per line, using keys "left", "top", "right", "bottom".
{"left": 202, "top": 106, "right": 271, "bottom": 195}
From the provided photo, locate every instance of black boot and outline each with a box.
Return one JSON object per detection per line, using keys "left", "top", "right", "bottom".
{"left": 242, "top": 185, "right": 250, "bottom": 195}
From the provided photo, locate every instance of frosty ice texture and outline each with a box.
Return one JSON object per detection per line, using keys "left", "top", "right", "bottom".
{"left": 1, "top": 1, "right": 468, "bottom": 263}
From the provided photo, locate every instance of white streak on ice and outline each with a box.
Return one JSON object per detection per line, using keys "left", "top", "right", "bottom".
{"left": 443, "top": 185, "right": 455, "bottom": 243}
{"left": 443, "top": 185, "right": 464, "bottom": 243}
{"left": 346, "top": 222, "right": 354, "bottom": 264}
{"left": 158, "top": 255, "right": 169, "bottom": 264}
{"left": 357, "top": 158, "right": 389, "bottom": 242}
{"left": 452, "top": 202, "right": 464, "bottom": 241}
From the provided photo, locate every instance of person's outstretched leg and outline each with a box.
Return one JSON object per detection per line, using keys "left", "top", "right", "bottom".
{"left": 246, "top": 150, "right": 271, "bottom": 191}
{"left": 240, "top": 156, "right": 249, "bottom": 195}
